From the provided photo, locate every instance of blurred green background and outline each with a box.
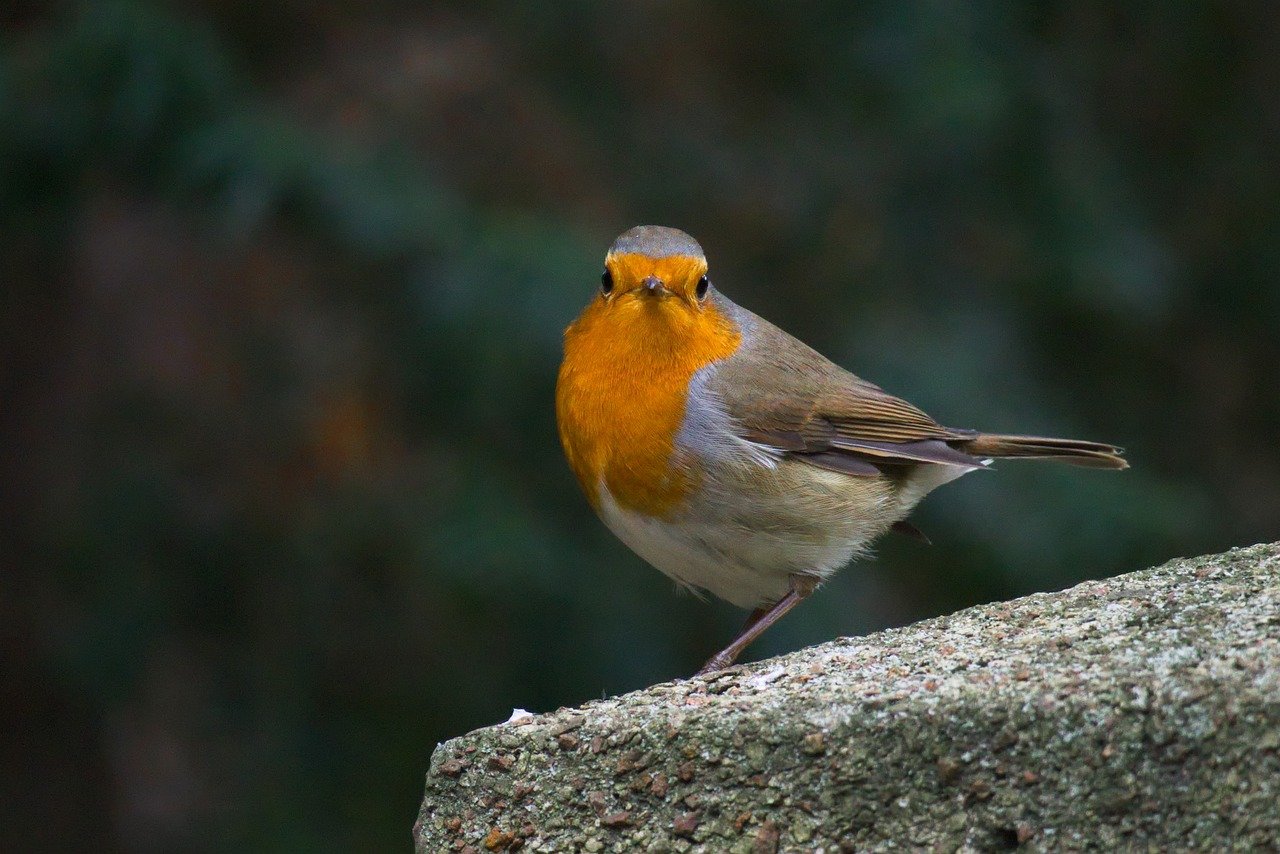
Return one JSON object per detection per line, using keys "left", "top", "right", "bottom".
{"left": 4, "top": 1, "right": 1278, "bottom": 850}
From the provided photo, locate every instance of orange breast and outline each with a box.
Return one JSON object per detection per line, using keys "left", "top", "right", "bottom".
{"left": 556, "top": 290, "right": 741, "bottom": 517}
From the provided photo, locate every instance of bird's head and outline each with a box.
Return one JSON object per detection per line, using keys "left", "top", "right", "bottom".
{"left": 563, "top": 225, "right": 738, "bottom": 375}
{"left": 598, "top": 226, "right": 713, "bottom": 324}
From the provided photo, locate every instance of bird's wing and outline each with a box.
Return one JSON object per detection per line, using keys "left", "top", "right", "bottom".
{"left": 707, "top": 299, "right": 983, "bottom": 474}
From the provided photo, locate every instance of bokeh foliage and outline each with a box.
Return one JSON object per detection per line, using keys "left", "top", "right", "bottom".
{"left": 3, "top": 1, "right": 1277, "bottom": 850}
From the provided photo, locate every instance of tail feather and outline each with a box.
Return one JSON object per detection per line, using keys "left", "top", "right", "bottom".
{"left": 958, "top": 433, "right": 1128, "bottom": 470}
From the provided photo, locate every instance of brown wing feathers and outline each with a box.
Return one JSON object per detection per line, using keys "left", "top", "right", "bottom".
{"left": 710, "top": 298, "right": 1127, "bottom": 475}
{"left": 766, "top": 417, "right": 1127, "bottom": 475}
{"left": 742, "top": 403, "right": 989, "bottom": 474}
{"left": 734, "top": 376, "right": 1127, "bottom": 475}
{"left": 747, "top": 388, "right": 993, "bottom": 473}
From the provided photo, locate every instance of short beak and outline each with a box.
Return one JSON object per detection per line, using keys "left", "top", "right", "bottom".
{"left": 641, "top": 275, "right": 675, "bottom": 298}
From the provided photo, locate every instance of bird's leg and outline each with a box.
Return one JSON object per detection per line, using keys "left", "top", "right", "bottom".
{"left": 727, "top": 604, "right": 770, "bottom": 646}
{"left": 694, "top": 575, "right": 818, "bottom": 676}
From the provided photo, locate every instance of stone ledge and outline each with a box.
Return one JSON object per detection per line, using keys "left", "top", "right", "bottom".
{"left": 416, "top": 543, "right": 1280, "bottom": 852}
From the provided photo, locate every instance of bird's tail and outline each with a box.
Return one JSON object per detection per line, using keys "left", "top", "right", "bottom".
{"left": 958, "top": 433, "right": 1128, "bottom": 470}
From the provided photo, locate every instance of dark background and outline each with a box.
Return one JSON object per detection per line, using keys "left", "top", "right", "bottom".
{"left": 4, "top": 2, "right": 1278, "bottom": 850}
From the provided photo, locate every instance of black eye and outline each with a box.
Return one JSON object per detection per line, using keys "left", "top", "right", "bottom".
{"left": 600, "top": 269, "right": 613, "bottom": 295}
{"left": 695, "top": 275, "right": 710, "bottom": 299}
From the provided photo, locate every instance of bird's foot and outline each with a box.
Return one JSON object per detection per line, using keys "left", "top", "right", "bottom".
{"left": 694, "top": 652, "right": 739, "bottom": 677}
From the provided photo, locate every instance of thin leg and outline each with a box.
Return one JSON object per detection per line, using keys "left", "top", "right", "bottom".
{"left": 737, "top": 604, "right": 770, "bottom": 636}
{"left": 694, "top": 575, "right": 818, "bottom": 676}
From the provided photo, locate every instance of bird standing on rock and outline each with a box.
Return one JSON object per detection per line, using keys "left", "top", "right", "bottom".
{"left": 556, "top": 226, "right": 1127, "bottom": 675}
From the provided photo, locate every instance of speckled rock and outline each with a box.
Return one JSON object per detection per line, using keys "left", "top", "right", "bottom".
{"left": 415, "top": 544, "right": 1280, "bottom": 852}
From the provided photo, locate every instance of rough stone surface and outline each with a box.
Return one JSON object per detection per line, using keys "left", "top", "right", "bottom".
{"left": 416, "top": 544, "right": 1280, "bottom": 852}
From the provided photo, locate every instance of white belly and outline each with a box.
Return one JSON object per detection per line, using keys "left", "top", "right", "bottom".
{"left": 596, "top": 458, "right": 909, "bottom": 608}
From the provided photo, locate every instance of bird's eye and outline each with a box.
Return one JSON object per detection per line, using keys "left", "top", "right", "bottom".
{"left": 695, "top": 275, "right": 710, "bottom": 300}
{"left": 600, "top": 269, "right": 613, "bottom": 296}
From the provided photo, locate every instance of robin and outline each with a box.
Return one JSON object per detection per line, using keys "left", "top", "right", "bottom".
{"left": 556, "top": 225, "right": 1126, "bottom": 675}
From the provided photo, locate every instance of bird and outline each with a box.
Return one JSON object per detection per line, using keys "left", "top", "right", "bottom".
{"left": 555, "top": 225, "right": 1127, "bottom": 676}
